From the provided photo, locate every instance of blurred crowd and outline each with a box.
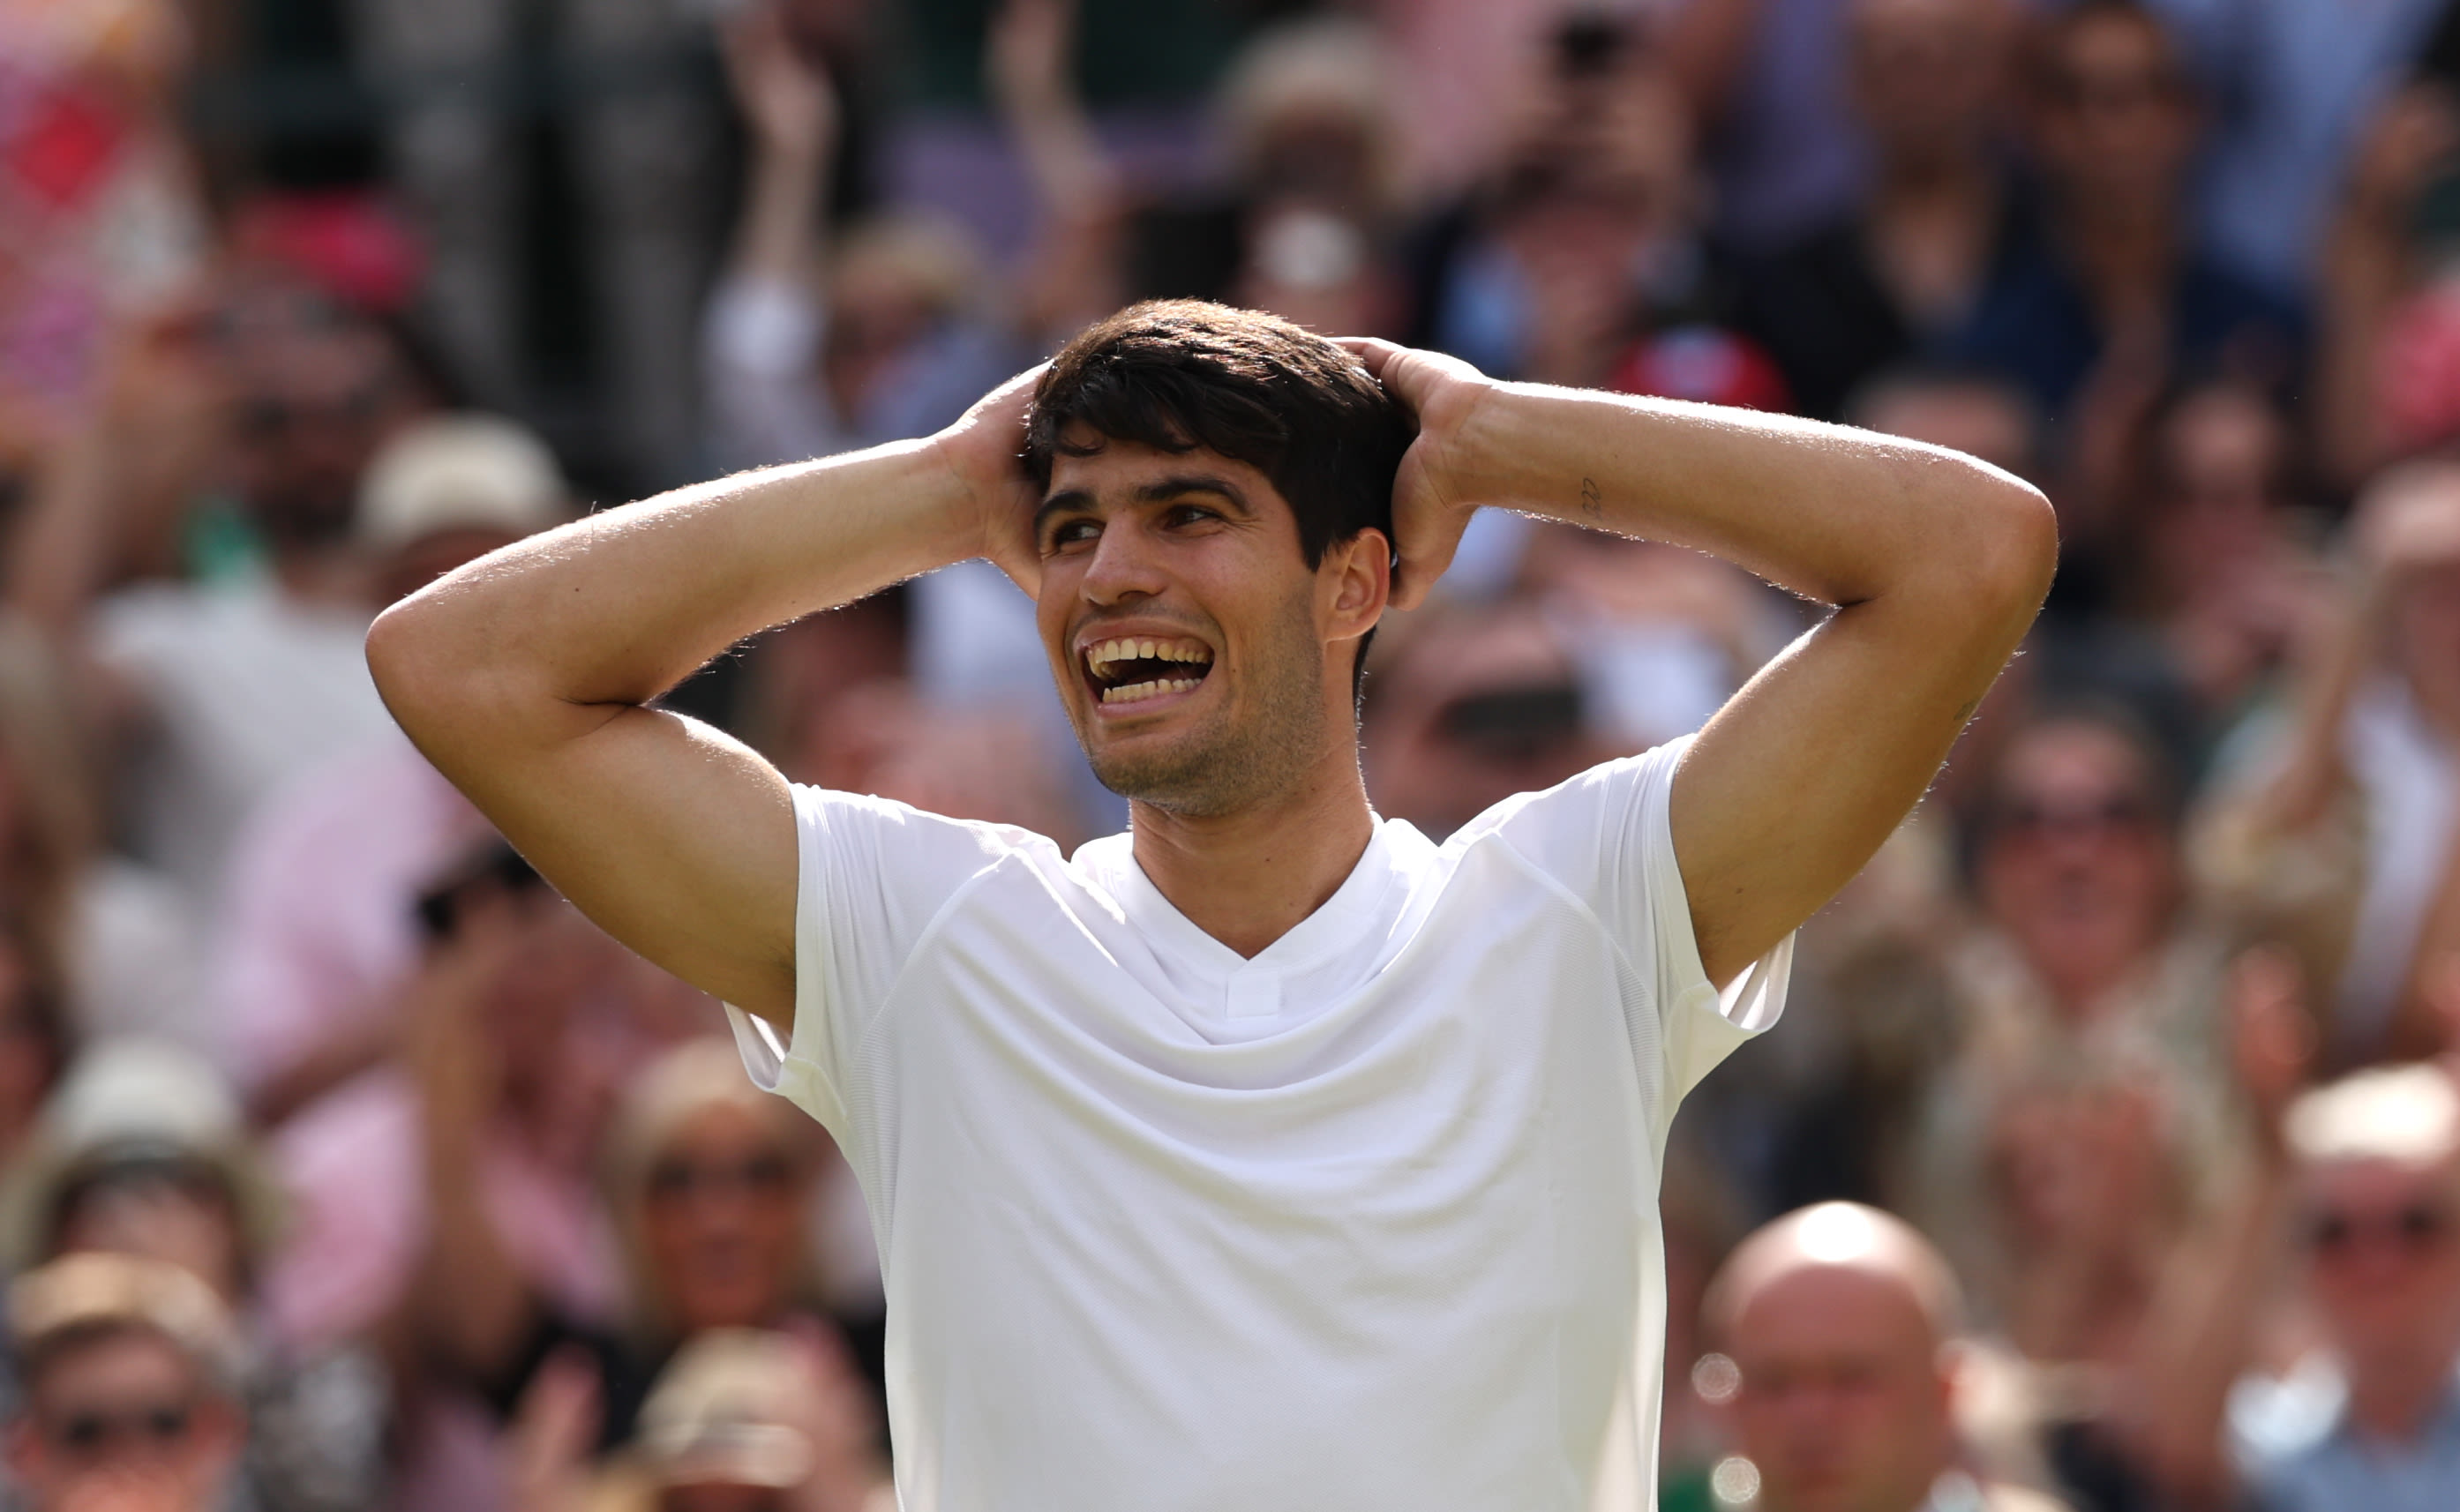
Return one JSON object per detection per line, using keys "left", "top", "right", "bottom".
{"left": 0, "top": 0, "right": 2458, "bottom": 1510}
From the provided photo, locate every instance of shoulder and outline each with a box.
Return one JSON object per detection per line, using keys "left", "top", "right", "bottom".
{"left": 1446, "top": 739, "right": 1691, "bottom": 856}
{"left": 790, "top": 783, "right": 1078, "bottom": 920}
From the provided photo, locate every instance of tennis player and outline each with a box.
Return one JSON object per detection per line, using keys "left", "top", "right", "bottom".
{"left": 368, "top": 301, "right": 2055, "bottom": 1511}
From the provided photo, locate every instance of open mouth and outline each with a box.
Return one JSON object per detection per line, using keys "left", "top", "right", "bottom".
{"left": 1083, "top": 636, "right": 1215, "bottom": 707}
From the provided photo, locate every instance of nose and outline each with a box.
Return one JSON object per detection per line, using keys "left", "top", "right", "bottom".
{"left": 1079, "top": 517, "right": 1168, "bottom": 607}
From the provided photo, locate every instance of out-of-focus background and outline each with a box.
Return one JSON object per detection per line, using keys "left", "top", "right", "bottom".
{"left": 0, "top": 0, "right": 2458, "bottom": 1509}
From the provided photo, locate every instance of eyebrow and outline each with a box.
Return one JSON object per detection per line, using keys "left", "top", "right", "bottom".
{"left": 1032, "top": 474, "right": 1253, "bottom": 535}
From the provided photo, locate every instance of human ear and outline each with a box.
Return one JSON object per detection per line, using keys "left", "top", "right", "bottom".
{"left": 1324, "top": 528, "right": 1391, "bottom": 643}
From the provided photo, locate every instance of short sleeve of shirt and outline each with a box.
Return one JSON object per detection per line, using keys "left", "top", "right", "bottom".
{"left": 725, "top": 785, "right": 1047, "bottom": 1134}
{"left": 1459, "top": 734, "right": 1792, "bottom": 1117}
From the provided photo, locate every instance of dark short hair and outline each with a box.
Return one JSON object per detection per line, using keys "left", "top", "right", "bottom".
{"left": 1024, "top": 301, "right": 1413, "bottom": 576}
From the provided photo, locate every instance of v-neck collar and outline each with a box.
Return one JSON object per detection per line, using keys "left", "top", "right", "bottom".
{"left": 1091, "top": 819, "right": 1407, "bottom": 984}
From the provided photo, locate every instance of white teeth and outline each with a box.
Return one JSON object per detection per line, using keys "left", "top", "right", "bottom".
{"left": 1099, "top": 677, "right": 1202, "bottom": 706}
{"left": 1083, "top": 637, "right": 1215, "bottom": 676}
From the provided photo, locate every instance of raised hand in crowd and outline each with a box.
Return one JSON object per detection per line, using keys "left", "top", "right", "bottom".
{"left": 2319, "top": 81, "right": 2460, "bottom": 489}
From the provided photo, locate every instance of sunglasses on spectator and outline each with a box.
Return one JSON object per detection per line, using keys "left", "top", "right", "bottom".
{"left": 38, "top": 1396, "right": 199, "bottom": 1459}
{"left": 648, "top": 1152, "right": 795, "bottom": 1202}
{"left": 2306, "top": 1201, "right": 2453, "bottom": 1257}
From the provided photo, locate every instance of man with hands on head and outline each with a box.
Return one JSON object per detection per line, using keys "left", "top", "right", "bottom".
{"left": 367, "top": 301, "right": 2055, "bottom": 1511}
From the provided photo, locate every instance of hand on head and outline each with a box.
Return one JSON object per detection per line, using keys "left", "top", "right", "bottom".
{"left": 1336, "top": 336, "right": 1490, "bottom": 610}
{"left": 932, "top": 364, "right": 1050, "bottom": 594}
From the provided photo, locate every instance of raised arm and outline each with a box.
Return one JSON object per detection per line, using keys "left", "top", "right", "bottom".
{"left": 364, "top": 377, "right": 1041, "bottom": 1028}
{"left": 1350, "top": 340, "right": 2057, "bottom": 984}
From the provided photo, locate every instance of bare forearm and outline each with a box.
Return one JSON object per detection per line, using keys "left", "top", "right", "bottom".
{"left": 1438, "top": 383, "right": 2053, "bottom": 977}
{"left": 370, "top": 439, "right": 978, "bottom": 737}
{"left": 1454, "top": 383, "right": 2052, "bottom": 616}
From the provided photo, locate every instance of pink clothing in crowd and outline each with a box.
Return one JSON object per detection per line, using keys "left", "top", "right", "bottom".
{"left": 212, "top": 729, "right": 491, "bottom": 1097}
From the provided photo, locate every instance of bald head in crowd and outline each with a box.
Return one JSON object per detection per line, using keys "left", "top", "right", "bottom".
{"left": 1706, "top": 1202, "right": 1965, "bottom": 1512}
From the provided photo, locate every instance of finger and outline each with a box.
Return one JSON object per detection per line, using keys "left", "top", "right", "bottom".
{"left": 1333, "top": 335, "right": 1399, "bottom": 378}
{"left": 1389, "top": 540, "right": 1460, "bottom": 613}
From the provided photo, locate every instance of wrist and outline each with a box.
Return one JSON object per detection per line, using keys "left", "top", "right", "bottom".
{"left": 918, "top": 431, "right": 1013, "bottom": 562}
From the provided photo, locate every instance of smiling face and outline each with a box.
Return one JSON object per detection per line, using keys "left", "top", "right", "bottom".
{"left": 1033, "top": 430, "right": 1384, "bottom": 818}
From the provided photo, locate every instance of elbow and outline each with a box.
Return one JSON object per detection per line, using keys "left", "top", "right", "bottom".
{"left": 365, "top": 591, "right": 476, "bottom": 744}
{"left": 1960, "top": 473, "right": 2060, "bottom": 628}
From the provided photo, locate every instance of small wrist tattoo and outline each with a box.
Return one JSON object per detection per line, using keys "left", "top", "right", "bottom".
{"left": 1579, "top": 477, "right": 1604, "bottom": 521}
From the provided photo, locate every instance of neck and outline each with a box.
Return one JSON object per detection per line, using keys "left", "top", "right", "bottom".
{"left": 1128, "top": 744, "right": 1376, "bottom": 959}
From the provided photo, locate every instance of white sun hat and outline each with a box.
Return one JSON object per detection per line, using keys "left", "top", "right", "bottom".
{"left": 355, "top": 412, "right": 570, "bottom": 553}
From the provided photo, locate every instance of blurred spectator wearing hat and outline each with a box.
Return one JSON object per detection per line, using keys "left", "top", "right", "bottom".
{"left": 207, "top": 414, "right": 565, "bottom": 1132}
{"left": 4, "top": 274, "right": 437, "bottom": 912}
{"left": 2129, "top": 1017, "right": 2460, "bottom": 1512}
{"left": 2197, "top": 460, "right": 2460, "bottom": 1067}
{"left": 1700, "top": 1202, "right": 2073, "bottom": 1512}
{"left": 407, "top": 1038, "right": 879, "bottom": 1505}
{"left": 506, "top": 1328, "right": 889, "bottom": 1512}
{"left": 0, "top": 1040, "right": 386, "bottom": 1512}
{"left": 3, "top": 1253, "right": 244, "bottom": 1512}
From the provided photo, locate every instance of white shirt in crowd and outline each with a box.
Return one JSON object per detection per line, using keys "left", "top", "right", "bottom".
{"left": 95, "top": 577, "right": 395, "bottom": 909}
{"left": 731, "top": 737, "right": 1789, "bottom": 1512}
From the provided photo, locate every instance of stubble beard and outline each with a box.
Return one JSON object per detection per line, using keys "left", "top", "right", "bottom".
{"left": 1075, "top": 605, "right": 1331, "bottom": 820}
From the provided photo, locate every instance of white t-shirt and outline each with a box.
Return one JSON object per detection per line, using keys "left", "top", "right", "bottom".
{"left": 729, "top": 736, "right": 1790, "bottom": 1512}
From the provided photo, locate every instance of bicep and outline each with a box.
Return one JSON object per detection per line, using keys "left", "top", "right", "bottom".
{"left": 424, "top": 701, "right": 800, "bottom": 1028}
{"left": 1670, "top": 596, "right": 2013, "bottom": 984}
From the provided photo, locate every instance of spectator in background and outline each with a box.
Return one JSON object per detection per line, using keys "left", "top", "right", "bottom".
{"left": 2314, "top": 81, "right": 2460, "bottom": 489}
{"left": 1361, "top": 597, "right": 1621, "bottom": 842}
{"left": 1705, "top": 1201, "right": 2071, "bottom": 1512}
{"left": 2197, "top": 460, "right": 2460, "bottom": 1066}
{"left": 1410, "top": 14, "right": 1787, "bottom": 407}
{"left": 2141, "top": 0, "right": 2449, "bottom": 306}
{"left": 715, "top": 2, "right": 1091, "bottom": 829}
{"left": 0, "top": 0, "right": 208, "bottom": 468}
{"left": 0, "top": 926, "right": 68, "bottom": 1177}
{"left": 1918, "top": 707, "right": 2242, "bottom": 1367}
{"left": 6, "top": 275, "right": 433, "bottom": 910}
{"left": 263, "top": 846, "right": 658, "bottom": 1361}
{"left": 2106, "top": 379, "right": 2328, "bottom": 728}
{"left": 410, "top": 1038, "right": 877, "bottom": 1489}
{"left": 1668, "top": 0, "right": 1870, "bottom": 252}
{"left": 1957, "top": 0, "right": 2302, "bottom": 456}
{"left": 1736, "top": 0, "right": 2024, "bottom": 421}
{"left": 2239, "top": 1064, "right": 2460, "bottom": 1510}
{"left": 3, "top": 1253, "right": 244, "bottom": 1512}
{"left": 0, "top": 623, "right": 194, "bottom": 1047}
{"left": 703, "top": 3, "right": 1016, "bottom": 477}
{"left": 210, "top": 414, "right": 566, "bottom": 1128}
{"left": 0, "top": 1041, "right": 387, "bottom": 1512}
{"left": 506, "top": 1328, "right": 889, "bottom": 1512}
{"left": 1137, "top": 14, "right": 1407, "bottom": 332}
{"left": 2133, "top": 1055, "right": 2460, "bottom": 1512}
